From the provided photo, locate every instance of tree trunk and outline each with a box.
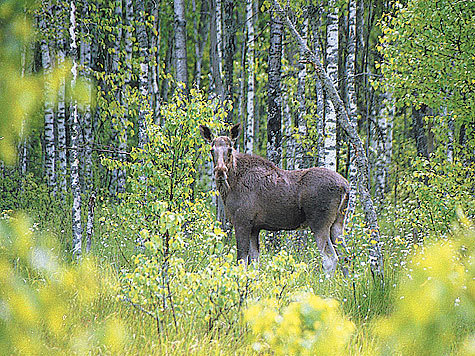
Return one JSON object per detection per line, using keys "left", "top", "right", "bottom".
{"left": 223, "top": 0, "right": 235, "bottom": 121}
{"left": 412, "top": 104, "right": 429, "bottom": 159}
{"left": 136, "top": 0, "right": 150, "bottom": 149}
{"left": 346, "top": 0, "right": 358, "bottom": 220}
{"left": 274, "top": 0, "right": 384, "bottom": 279}
{"left": 174, "top": 0, "right": 188, "bottom": 89}
{"left": 80, "top": 0, "right": 93, "bottom": 194}
{"left": 447, "top": 115, "right": 454, "bottom": 162}
{"left": 85, "top": 191, "right": 96, "bottom": 253}
{"left": 112, "top": 0, "right": 127, "bottom": 195}
{"left": 70, "top": 1, "right": 83, "bottom": 259}
{"left": 244, "top": 0, "right": 255, "bottom": 154}
{"left": 150, "top": 0, "right": 160, "bottom": 115}
{"left": 209, "top": 0, "right": 224, "bottom": 100}
{"left": 40, "top": 6, "right": 56, "bottom": 196}
{"left": 323, "top": 1, "right": 338, "bottom": 171}
{"left": 56, "top": 4, "right": 67, "bottom": 196}
{"left": 193, "top": 0, "right": 209, "bottom": 88}
{"left": 267, "top": 7, "right": 283, "bottom": 166}
{"left": 295, "top": 12, "right": 308, "bottom": 169}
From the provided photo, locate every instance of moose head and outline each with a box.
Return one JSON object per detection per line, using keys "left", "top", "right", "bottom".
{"left": 199, "top": 123, "right": 241, "bottom": 191}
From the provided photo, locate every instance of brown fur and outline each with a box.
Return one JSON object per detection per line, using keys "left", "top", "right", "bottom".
{"left": 200, "top": 124, "right": 350, "bottom": 276}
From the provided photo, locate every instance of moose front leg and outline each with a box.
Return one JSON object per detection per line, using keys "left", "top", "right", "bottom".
{"left": 235, "top": 226, "right": 251, "bottom": 265}
{"left": 249, "top": 228, "right": 260, "bottom": 263}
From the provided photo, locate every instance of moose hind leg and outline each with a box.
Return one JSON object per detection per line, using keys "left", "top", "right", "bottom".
{"left": 330, "top": 216, "right": 350, "bottom": 277}
{"left": 311, "top": 225, "right": 338, "bottom": 278}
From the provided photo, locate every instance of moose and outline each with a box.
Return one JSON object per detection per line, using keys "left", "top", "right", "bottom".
{"left": 200, "top": 123, "right": 350, "bottom": 277}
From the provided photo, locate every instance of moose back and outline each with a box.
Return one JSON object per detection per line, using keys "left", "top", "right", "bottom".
{"left": 200, "top": 123, "right": 350, "bottom": 277}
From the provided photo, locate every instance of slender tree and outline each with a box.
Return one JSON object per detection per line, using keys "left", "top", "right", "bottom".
{"left": 80, "top": 0, "right": 93, "bottom": 192}
{"left": 223, "top": 0, "right": 235, "bottom": 120}
{"left": 70, "top": 1, "right": 83, "bottom": 258}
{"left": 136, "top": 0, "right": 150, "bottom": 148}
{"left": 193, "top": 0, "right": 209, "bottom": 88}
{"left": 323, "top": 1, "right": 338, "bottom": 171}
{"left": 56, "top": 3, "right": 67, "bottom": 196}
{"left": 174, "top": 0, "right": 188, "bottom": 89}
{"left": 209, "top": 0, "right": 224, "bottom": 100}
{"left": 267, "top": 7, "right": 283, "bottom": 166}
{"left": 346, "top": 0, "right": 358, "bottom": 219}
{"left": 40, "top": 4, "right": 56, "bottom": 195}
{"left": 294, "top": 11, "right": 308, "bottom": 169}
{"left": 244, "top": 0, "right": 255, "bottom": 154}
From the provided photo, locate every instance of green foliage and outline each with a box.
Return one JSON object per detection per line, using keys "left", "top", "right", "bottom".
{"left": 376, "top": 217, "right": 475, "bottom": 355}
{"left": 245, "top": 293, "right": 355, "bottom": 355}
{"left": 0, "top": 0, "right": 41, "bottom": 163}
{"left": 384, "top": 154, "right": 475, "bottom": 239}
{"left": 0, "top": 212, "right": 127, "bottom": 354}
{"left": 379, "top": 0, "right": 475, "bottom": 152}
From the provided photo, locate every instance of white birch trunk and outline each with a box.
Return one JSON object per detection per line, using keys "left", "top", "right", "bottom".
{"left": 56, "top": 10, "right": 67, "bottom": 196}
{"left": 267, "top": 8, "right": 283, "bottom": 166}
{"left": 80, "top": 0, "right": 93, "bottom": 193}
{"left": 118, "top": 0, "right": 132, "bottom": 194}
{"left": 245, "top": 0, "right": 255, "bottom": 154}
{"left": 346, "top": 0, "right": 358, "bottom": 220}
{"left": 150, "top": 1, "right": 160, "bottom": 115}
{"left": 174, "top": 0, "right": 188, "bottom": 88}
{"left": 136, "top": 0, "right": 150, "bottom": 149}
{"left": 40, "top": 9, "right": 56, "bottom": 195}
{"left": 216, "top": 0, "right": 223, "bottom": 76}
{"left": 295, "top": 15, "right": 308, "bottom": 169}
{"left": 70, "top": 1, "right": 83, "bottom": 259}
{"left": 283, "top": 88, "right": 294, "bottom": 169}
{"left": 209, "top": 0, "right": 224, "bottom": 100}
{"left": 323, "top": 2, "right": 338, "bottom": 171}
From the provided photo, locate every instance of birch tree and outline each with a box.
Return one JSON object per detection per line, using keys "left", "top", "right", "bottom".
{"left": 70, "top": 1, "right": 83, "bottom": 258}
{"left": 323, "top": 1, "right": 338, "bottom": 171}
{"left": 223, "top": 0, "right": 235, "bottom": 120}
{"left": 193, "top": 0, "right": 209, "bottom": 88}
{"left": 273, "top": 0, "right": 384, "bottom": 278}
{"left": 294, "top": 12, "right": 308, "bottom": 169}
{"left": 40, "top": 5, "right": 56, "bottom": 195}
{"left": 113, "top": 0, "right": 127, "bottom": 195}
{"left": 80, "top": 0, "right": 93, "bottom": 192}
{"left": 244, "top": 0, "right": 255, "bottom": 154}
{"left": 267, "top": 7, "right": 283, "bottom": 166}
{"left": 150, "top": 1, "right": 160, "bottom": 113}
{"left": 174, "top": 0, "right": 188, "bottom": 89}
{"left": 346, "top": 0, "right": 358, "bottom": 219}
{"left": 209, "top": 0, "right": 224, "bottom": 100}
{"left": 56, "top": 3, "right": 67, "bottom": 196}
{"left": 136, "top": 0, "right": 150, "bottom": 149}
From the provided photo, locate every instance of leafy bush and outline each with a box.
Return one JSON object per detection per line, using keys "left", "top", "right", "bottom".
{"left": 245, "top": 293, "right": 355, "bottom": 355}
{"left": 0, "top": 212, "right": 127, "bottom": 354}
{"left": 376, "top": 215, "right": 475, "bottom": 355}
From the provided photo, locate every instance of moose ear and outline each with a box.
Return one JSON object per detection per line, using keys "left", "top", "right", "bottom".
{"left": 229, "top": 123, "right": 241, "bottom": 142}
{"left": 199, "top": 125, "right": 214, "bottom": 143}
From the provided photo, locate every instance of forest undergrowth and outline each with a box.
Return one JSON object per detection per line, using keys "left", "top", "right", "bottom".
{"left": 1, "top": 99, "right": 474, "bottom": 354}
